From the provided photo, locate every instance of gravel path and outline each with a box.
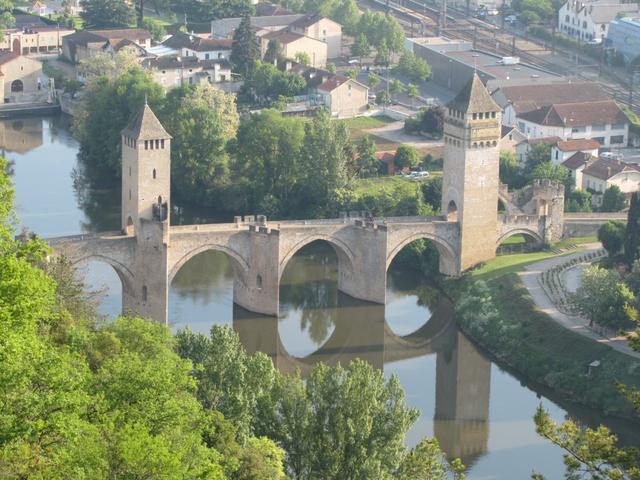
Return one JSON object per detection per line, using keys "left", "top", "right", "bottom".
{"left": 364, "top": 121, "right": 444, "bottom": 149}
{"left": 518, "top": 244, "right": 640, "bottom": 359}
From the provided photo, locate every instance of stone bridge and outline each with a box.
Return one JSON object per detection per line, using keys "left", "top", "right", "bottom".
{"left": 47, "top": 210, "right": 562, "bottom": 323}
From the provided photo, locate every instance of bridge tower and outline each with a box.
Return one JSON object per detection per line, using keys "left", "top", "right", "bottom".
{"left": 120, "top": 102, "right": 172, "bottom": 322}
{"left": 442, "top": 73, "right": 502, "bottom": 271}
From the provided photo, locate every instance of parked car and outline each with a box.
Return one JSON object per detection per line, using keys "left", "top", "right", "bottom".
{"left": 505, "top": 15, "right": 517, "bottom": 24}
{"left": 586, "top": 38, "right": 602, "bottom": 45}
{"left": 411, "top": 171, "right": 430, "bottom": 180}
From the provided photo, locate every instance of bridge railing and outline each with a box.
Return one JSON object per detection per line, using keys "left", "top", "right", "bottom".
{"left": 45, "top": 231, "right": 122, "bottom": 242}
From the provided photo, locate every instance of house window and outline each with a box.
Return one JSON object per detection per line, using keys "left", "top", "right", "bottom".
{"left": 592, "top": 123, "right": 605, "bottom": 130}
{"left": 612, "top": 123, "right": 626, "bottom": 130}
{"left": 205, "top": 53, "right": 210, "bottom": 59}
{"left": 593, "top": 136, "right": 604, "bottom": 144}
{"left": 555, "top": 150, "right": 558, "bottom": 160}
{"left": 610, "top": 135, "right": 625, "bottom": 144}
{"left": 572, "top": 126, "right": 586, "bottom": 133}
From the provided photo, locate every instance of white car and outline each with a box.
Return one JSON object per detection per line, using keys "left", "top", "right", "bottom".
{"left": 586, "top": 38, "right": 603, "bottom": 45}
{"left": 411, "top": 171, "right": 430, "bottom": 180}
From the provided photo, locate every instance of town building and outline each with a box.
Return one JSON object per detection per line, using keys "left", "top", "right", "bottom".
{"left": 160, "top": 32, "right": 232, "bottom": 60}
{"left": 551, "top": 138, "right": 600, "bottom": 163}
{"left": 62, "top": 28, "right": 151, "bottom": 63}
{"left": 607, "top": 16, "right": 640, "bottom": 65}
{"left": 141, "top": 55, "right": 231, "bottom": 89}
{"left": 562, "top": 151, "right": 599, "bottom": 189}
{"left": 260, "top": 30, "right": 327, "bottom": 67}
{"left": 558, "top": 0, "right": 639, "bottom": 42}
{"left": 515, "top": 136, "right": 561, "bottom": 164}
{"left": 287, "top": 14, "right": 342, "bottom": 58}
{"left": 211, "top": 14, "right": 304, "bottom": 38}
{"left": 407, "top": 37, "right": 560, "bottom": 94}
{"left": 493, "top": 82, "right": 628, "bottom": 148}
{"left": 0, "top": 52, "right": 47, "bottom": 103}
{"left": 499, "top": 125, "right": 526, "bottom": 153}
{"left": 212, "top": 13, "right": 341, "bottom": 59}
{"left": 0, "top": 25, "right": 75, "bottom": 55}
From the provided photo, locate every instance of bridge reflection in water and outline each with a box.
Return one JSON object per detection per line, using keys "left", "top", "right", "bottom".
{"left": 233, "top": 293, "right": 490, "bottom": 468}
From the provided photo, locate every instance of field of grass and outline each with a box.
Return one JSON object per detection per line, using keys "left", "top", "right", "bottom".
{"left": 339, "top": 115, "right": 395, "bottom": 131}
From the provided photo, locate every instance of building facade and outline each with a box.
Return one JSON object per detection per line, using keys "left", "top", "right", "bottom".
{"left": 142, "top": 56, "right": 231, "bottom": 89}
{"left": 558, "top": 0, "right": 639, "bottom": 41}
{"left": 0, "top": 52, "right": 46, "bottom": 103}
{"left": 288, "top": 14, "right": 342, "bottom": 58}
{"left": 0, "top": 25, "right": 75, "bottom": 55}
{"left": 312, "top": 75, "right": 368, "bottom": 117}
{"left": 260, "top": 30, "right": 327, "bottom": 67}
{"left": 607, "top": 16, "right": 640, "bottom": 65}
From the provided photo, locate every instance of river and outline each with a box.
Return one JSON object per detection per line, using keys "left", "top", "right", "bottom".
{"left": 6, "top": 114, "right": 639, "bottom": 479}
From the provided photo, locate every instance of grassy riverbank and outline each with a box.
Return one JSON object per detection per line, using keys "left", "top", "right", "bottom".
{"left": 454, "top": 243, "right": 640, "bottom": 419}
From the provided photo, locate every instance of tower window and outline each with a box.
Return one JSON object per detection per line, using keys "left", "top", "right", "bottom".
{"left": 129, "top": 189, "right": 131, "bottom": 200}
{"left": 491, "top": 112, "right": 496, "bottom": 118}
{"left": 153, "top": 168, "right": 156, "bottom": 179}
{"left": 129, "top": 166, "right": 131, "bottom": 176}
{"left": 473, "top": 113, "right": 477, "bottom": 120}
{"left": 142, "top": 285, "right": 148, "bottom": 302}
{"left": 478, "top": 112, "right": 484, "bottom": 119}
{"left": 161, "top": 139, "right": 165, "bottom": 149}
{"left": 133, "top": 139, "right": 136, "bottom": 149}
{"left": 144, "top": 140, "right": 149, "bottom": 150}
{"left": 155, "top": 139, "right": 160, "bottom": 149}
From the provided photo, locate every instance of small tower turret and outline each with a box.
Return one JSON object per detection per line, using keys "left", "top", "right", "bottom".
{"left": 441, "top": 73, "right": 502, "bottom": 271}
{"left": 120, "top": 101, "right": 172, "bottom": 235}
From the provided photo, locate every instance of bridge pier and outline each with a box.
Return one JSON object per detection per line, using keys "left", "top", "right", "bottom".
{"left": 233, "top": 225, "right": 281, "bottom": 316}
{"left": 335, "top": 224, "right": 388, "bottom": 305}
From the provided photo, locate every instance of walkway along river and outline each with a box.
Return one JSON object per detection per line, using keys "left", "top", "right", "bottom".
{"left": 7, "top": 114, "right": 640, "bottom": 479}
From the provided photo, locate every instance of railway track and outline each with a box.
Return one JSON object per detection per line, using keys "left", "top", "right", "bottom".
{"left": 366, "top": 0, "right": 640, "bottom": 113}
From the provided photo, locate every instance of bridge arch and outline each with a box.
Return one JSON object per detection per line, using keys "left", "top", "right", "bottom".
{"left": 70, "top": 254, "right": 136, "bottom": 308}
{"left": 168, "top": 244, "right": 250, "bottom": 284}
{"left": 496, "top": 228, "right": 543, "bottom": 248}
{"left": 386, "top": 232, "right": 458, "bottom": 273}
{"left": 278, "top": 234, "right": 356, "bottom": 281}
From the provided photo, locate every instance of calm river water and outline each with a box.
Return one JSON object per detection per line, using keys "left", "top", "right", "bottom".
{"left": 7, "top": 115, "right": 639, "bottom": 479}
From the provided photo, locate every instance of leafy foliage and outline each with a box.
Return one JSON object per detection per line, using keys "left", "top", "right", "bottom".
{"left": 601, "top": 185, "right": 627, "bottom": 213}
{"left": 231, "top": 15, "right": 261, "bottom": 78}
{"left": 404, "top": 107, "right": 444, "bottom": 137}
{"left": 598, "top": 221, "right": 626, "bottom": 257}
{"left": 626, "top": 193, "right": 640, "bottom": 265}
{"left": 394, "top": 50, "right": 432, "bottom": 82}
{"left": 81, "top": 0, "right": 135, "bottom": 28}
{"left": 394, "top": 145, "right": 420, "bottom": 171}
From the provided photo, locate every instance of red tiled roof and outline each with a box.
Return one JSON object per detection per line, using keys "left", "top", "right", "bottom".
{"left": 500, "top": 82, "right": 610, "bottom": 115}
{"left": 556, "top": 138, "right": 601, "bottom": 152}
{"left": 520, "top": 100, "right": 627, "bottom": 128}
{"left": 582, "top": 157, "right": 640, "bottom": 180}
{"left": 562, "top": 151, "right": 597, "bottom": 170}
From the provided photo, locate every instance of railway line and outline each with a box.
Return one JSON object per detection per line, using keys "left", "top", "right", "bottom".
{"left": 364, "top": 0, "right": 640, "bottom": 113}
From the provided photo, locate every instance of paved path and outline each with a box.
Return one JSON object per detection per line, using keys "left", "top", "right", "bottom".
{"left": 518, "top": 244, "right": 640, "bottom": 360}
{"left": 364, "top": 121, "right": 444, "bottom": 149}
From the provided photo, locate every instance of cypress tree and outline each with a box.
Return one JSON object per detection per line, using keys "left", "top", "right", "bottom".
{"left": 625, "top": 192, "right": 640, "bottom": 264}
{"left": 230, "top": 15, "right": 260, "bottom": 78}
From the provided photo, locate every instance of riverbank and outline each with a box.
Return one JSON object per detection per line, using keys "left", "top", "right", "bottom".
{"left": 454, "top": 248, "right": 640, "bottom": 420}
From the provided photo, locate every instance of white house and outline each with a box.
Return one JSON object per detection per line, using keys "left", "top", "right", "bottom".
{"left": 558, "top": 0, "right": 639, "bottom": 42}
{"left": 161, "top": 33, "right": 232, "bottom": 60}
{"left": 562, "top": 151, "right": 598, "bottom": 188}
{"left": 580, "top": 157, "right": 640, "bottom": 205}
{"left": 551, "top": 138, "right": 600, "bottom": 164}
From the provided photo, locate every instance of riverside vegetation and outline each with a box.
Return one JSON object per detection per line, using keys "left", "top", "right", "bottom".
{"left": 0, "top": 156, "right": 466, "bottom": 478}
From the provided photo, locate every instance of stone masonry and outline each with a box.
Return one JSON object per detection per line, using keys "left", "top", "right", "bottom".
{"left": 47, "top": 75, "right": 565, "bottom": 324}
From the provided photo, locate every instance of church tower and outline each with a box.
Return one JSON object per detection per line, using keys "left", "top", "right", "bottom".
{"left": 120, "top": 103, "right": 172, "bottom": 323}
{"left": 442, "top": 73, "right": 502, "bottom": 272}
{"left": 120, "top": 101, "right": 171, "bottom": 234}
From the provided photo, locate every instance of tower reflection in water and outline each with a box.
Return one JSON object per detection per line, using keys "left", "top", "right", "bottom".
{"left": 234, "top": 293, "right": 490, "bottom": 468}
{"left": 169, "top": 244, "right": 491, "bottom": 467}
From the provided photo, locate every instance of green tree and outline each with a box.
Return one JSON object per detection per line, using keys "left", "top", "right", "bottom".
{"left": 245, "top": 61, "right": 306, "bottom": 99}
{"left": 351, "top": 32, "right": 371, "bottom": 64}
{"left": 294, "top": 51, "right": 311, "bottom": 65}
{"left": 0, "top": 0, "right": 14, "bottom": 39}
{"left": 344, "top": 68, "right": 357, "bottom": 79}
{"left": 298, "top": 109, "right": 353, "bottom": 216}
{"left": 398, "top": 438, "right": 465, "bottom": 480}
{"left": 570, "top": 265, "right": 635, "bottom": 329}
{"left": 395, "top": 50, "right": 432, "bottom": 82}
{"left": 525, "top": 142, "right": 552, "bottom": 172}
{"left": 356, "top": 135, "right": 378, "bottom": 177}
{"left": 81, "top": 0, "right": 135, "bottom": 28}
{"left": 234, "top": 109, "right": 305, "bottom": 215}
{"left": 161, "top": 83, "right": 239, "bottom": 205}
{"left": 499, "top": 150, "right": 527, "bottom": 189}
{"left": 390, "top": 78, "right": 404, "bottom": 97}
{"left": 231, "top": 15, "right": 261, "bottom": 78}
{"left": 374, "top": 40, "right": 390, "bottom": 67}
{"left": 407, "top": 83, "right": 419, "bottom": 107}
{"left": 263, "top": 39, "right": 283, "bottom": 64}
{"left": 625, "top": 192, "right": 640, "bottom": 265}
{"left": 530, "top": 161, "right": 569, "bottom": 184}
{"left": 598, "top": 220, "right": 626, "bottom": 257}
{"left": 368, "top": 72, "right": 380, "bottom": 90}
{"left": 142, "top": 18, "right": 167, "bottom": 42}
{"left": 601, "top": 185, "right": 627, "bottom": 212}
{"left": 565, "top": 189, "right": 592, "bottom": 213}
{"left": 376, "top": 90, "right": 390, "bottom": 106}
{"left": 394, "top": 145, "right": 420, "bottom": 171}
{"left": 73, "top": 67, "right": 164, "bottom": 174}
